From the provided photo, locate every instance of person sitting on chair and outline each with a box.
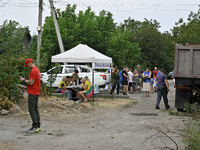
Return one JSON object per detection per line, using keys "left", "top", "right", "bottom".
{"left": 66, "top": 76, "right": 72, "bottom": 86}
{"left": 78, "top": 76, "right": 92, "bottom": 102}
{"left": 58, "top": 76, "right": 72, "bottom": 100}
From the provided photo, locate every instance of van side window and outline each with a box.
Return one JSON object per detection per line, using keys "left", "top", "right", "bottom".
{"left": 65, "top": 67, "right": 75, "bottom": 73}
{"left": 80, "top": 68, "right": 90, "bottom": 72}
{"left": 47, "top": 67, "right": 63, "bottom": 74}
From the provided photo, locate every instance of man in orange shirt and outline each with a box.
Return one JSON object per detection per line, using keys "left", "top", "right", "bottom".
{"left": 19, "top": 58, "right": 41, "bottom": 133}
{"left": 153, "top": 67, "right": 158, "bottom": 79}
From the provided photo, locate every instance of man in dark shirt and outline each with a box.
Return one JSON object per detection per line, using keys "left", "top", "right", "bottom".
{"left": 119, "top": 67, "right": 124, "bottom": 91}
{"left": 71, "top": 70, "right": 80, "bottom": 84}
{"left": 155, "top": 68, "right": 170, "bottom": 109}
{"left": 122, "top": 67, "right": 129, "bottom": 95}
{"left": 137, "top": 65, "right": 143, "bottom": 88}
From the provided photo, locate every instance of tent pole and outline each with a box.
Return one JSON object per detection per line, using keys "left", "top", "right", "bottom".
{"left": 92, "top": 68, "right": 94, "bottom": 104}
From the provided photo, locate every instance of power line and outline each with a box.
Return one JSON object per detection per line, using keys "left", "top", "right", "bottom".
{"left": 0, "top": 1, "right": 38, "bottom": 7}
{"left": 0, "top": 7, "right": 24, "bottom": 11}
{"left": 58, "top": 0, "right": 67, "bottom": 6}
{"left": 0, "top": 0, "right": 12, "bottom": 7}
{"left": 0, "top": 0, "right": 199, "bottom": 12}
{"left": 0, "top": 7, "right": 34, "bottom": 17}
{"left": 51, "top": 1, "right": 199, "bottom": 12}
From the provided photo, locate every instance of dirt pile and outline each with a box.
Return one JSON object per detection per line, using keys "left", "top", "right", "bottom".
{"left": 39, "top": 99, "right": 93, "bottom": 116}
{"left": 17, "top": 96, "right": 135, "bottom": 117}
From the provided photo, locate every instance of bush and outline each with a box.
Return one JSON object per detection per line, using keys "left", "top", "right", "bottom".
{"left": 0, "top": 53, "right": 29, "bottom": 109}
{"left": 182, "top": 103, "right": 200, "bottom": 149}
{"left": 0, "top": 96, "right": 13, "bottom": 110}
{"left": 182, "top": 120, "right": 200, "bottom": 150}
{"left": 40, "top": 82, "right": 52, "bottom": 97}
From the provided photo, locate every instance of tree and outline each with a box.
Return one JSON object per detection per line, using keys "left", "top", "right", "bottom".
{"left": 0, "top": 20, "right": 26, "bottom": 55}
{"left": 0, "top": 20, "right": 31, "bottom": 109}
{"left": 41, "top": 4, "right": 116, "bottom": 69}
{"left": 119, "top": 18, "right": 174, "bottom": 72}
{"left": 172, "top": 8, "right": 200, "bottom": 45}
{"left": 107, "top": 28, "right": 141, "bottom": 69}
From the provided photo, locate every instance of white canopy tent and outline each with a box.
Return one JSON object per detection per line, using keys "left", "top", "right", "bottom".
{"left": 51, "top": 44, "right": 112, "bottom": 66}
{"left": 51, "top": 44, "right": 113, "bottom": 98}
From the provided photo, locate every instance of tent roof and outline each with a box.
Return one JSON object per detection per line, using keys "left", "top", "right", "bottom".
{"left": 51, "top": 44, "right": 112, "bottom": 64}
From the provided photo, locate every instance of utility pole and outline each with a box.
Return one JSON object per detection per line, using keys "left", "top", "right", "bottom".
{"left": 49, "top": 0, "right": 65, "bottom": 53}
{"left": 37, "top": 0, "right": 43, "bottom": 66}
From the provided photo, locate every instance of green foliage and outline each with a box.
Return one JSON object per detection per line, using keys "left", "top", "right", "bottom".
{"left": 40, "top": 5, "right": 174, "bottom": 72}
{"left": 168, "top": 110, "right": 186, "bottom": 116}
{"left": 0, "top": 20, "right": 32, "bottom": 109}
{"left": 119, "top": 18, "right": 174, "bottom": 72}
{"left": 47, "top": 64, "right": 60, "bottom": 85}
{"left": 40, "top": 82, "right": 51, "bottom": 97}
{"left": 0, "top": 96, "right": 13, "bottom": 110}
{"left": 171, "top": 102, "right": 200, "bottom": 149}
{"left": 41, "top": 4, "right": 116, "bottom": 69}
{"left": 28, "top": 34, "right": 38, "bottom": 59}
{"left": 181, "top": 103, "right": 200, "bottom": 150}
{"left": 172, "top": 8, "right": 200, "bottom": 45}
{"left": 0, "top": 53, "right": 29, "bottom": 107}
{"left": 107, "top": 28, "right": 141, "bottom": 69}
{"left": 43, "top": 63, "right": 61, "bottom": 96}
{"left": 182, "top": 119, "right": 200, "bottom": 150}
{"left": 184, "top": 102, "right": 200, "bottom": 114}
{"left": 0, "top": 20, "right": 26, "bottom": 55}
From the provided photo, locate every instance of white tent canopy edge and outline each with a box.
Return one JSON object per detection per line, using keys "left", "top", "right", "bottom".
{"left": 51, "top": 44, "right": 112, "bottom": 67}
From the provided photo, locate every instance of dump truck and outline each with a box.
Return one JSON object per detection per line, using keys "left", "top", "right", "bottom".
{"left": 174, "top": 44, "right": 200, "bottom": 111}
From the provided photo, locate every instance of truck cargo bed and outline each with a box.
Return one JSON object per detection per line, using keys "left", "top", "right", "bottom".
{"left": 174, "top": 45, "right": 200, "bottom": 78}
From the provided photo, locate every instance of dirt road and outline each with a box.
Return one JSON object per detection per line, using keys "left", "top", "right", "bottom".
{"left": 0, "top": 80, "right": 187, "bottom": 150}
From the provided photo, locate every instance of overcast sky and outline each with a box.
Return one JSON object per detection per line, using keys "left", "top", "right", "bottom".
{"left": 0, "top": 0, "right": 199, "bottom": 35}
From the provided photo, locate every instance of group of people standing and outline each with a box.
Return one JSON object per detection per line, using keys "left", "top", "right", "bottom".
{"left": 110, "top": 65, "right": 170, "bottom": 109}
{"left": 110, "top": 65, "right": 150, "bottom": 96}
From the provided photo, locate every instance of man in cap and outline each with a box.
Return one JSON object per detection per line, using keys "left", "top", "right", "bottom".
{"left": 19, "top": 58, "right": 41, "bottom": 133}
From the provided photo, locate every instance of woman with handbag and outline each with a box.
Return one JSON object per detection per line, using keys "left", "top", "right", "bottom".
{"left": 142, "top": 68, "right": 151, "bottom": 97}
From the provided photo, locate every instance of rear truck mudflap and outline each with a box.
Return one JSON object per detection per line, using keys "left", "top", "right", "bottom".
{"left": 175, "top": 84, "right": 191, "bottom": 111}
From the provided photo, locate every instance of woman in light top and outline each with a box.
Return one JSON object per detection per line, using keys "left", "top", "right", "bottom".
{"left": 142, "top": 68, "right": 151, "bottom": 97}
{"left": 78, "top": 76, "right": 92, "bottom": 102}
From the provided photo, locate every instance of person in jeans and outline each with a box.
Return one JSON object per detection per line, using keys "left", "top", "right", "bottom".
{"left": 155, "top": 68, "right": 170, "bottom": 109}
{"left": 58, "top": 76, "right": 72, "bottom": 100}
{"left": 122, "top": 67, "right": 129, "bottom": 95}
{"left": 119, "top": 67, "right": 124, "bottom": 91}
{"left": 19, "top": 58, "right": 41, "bottom": 133}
